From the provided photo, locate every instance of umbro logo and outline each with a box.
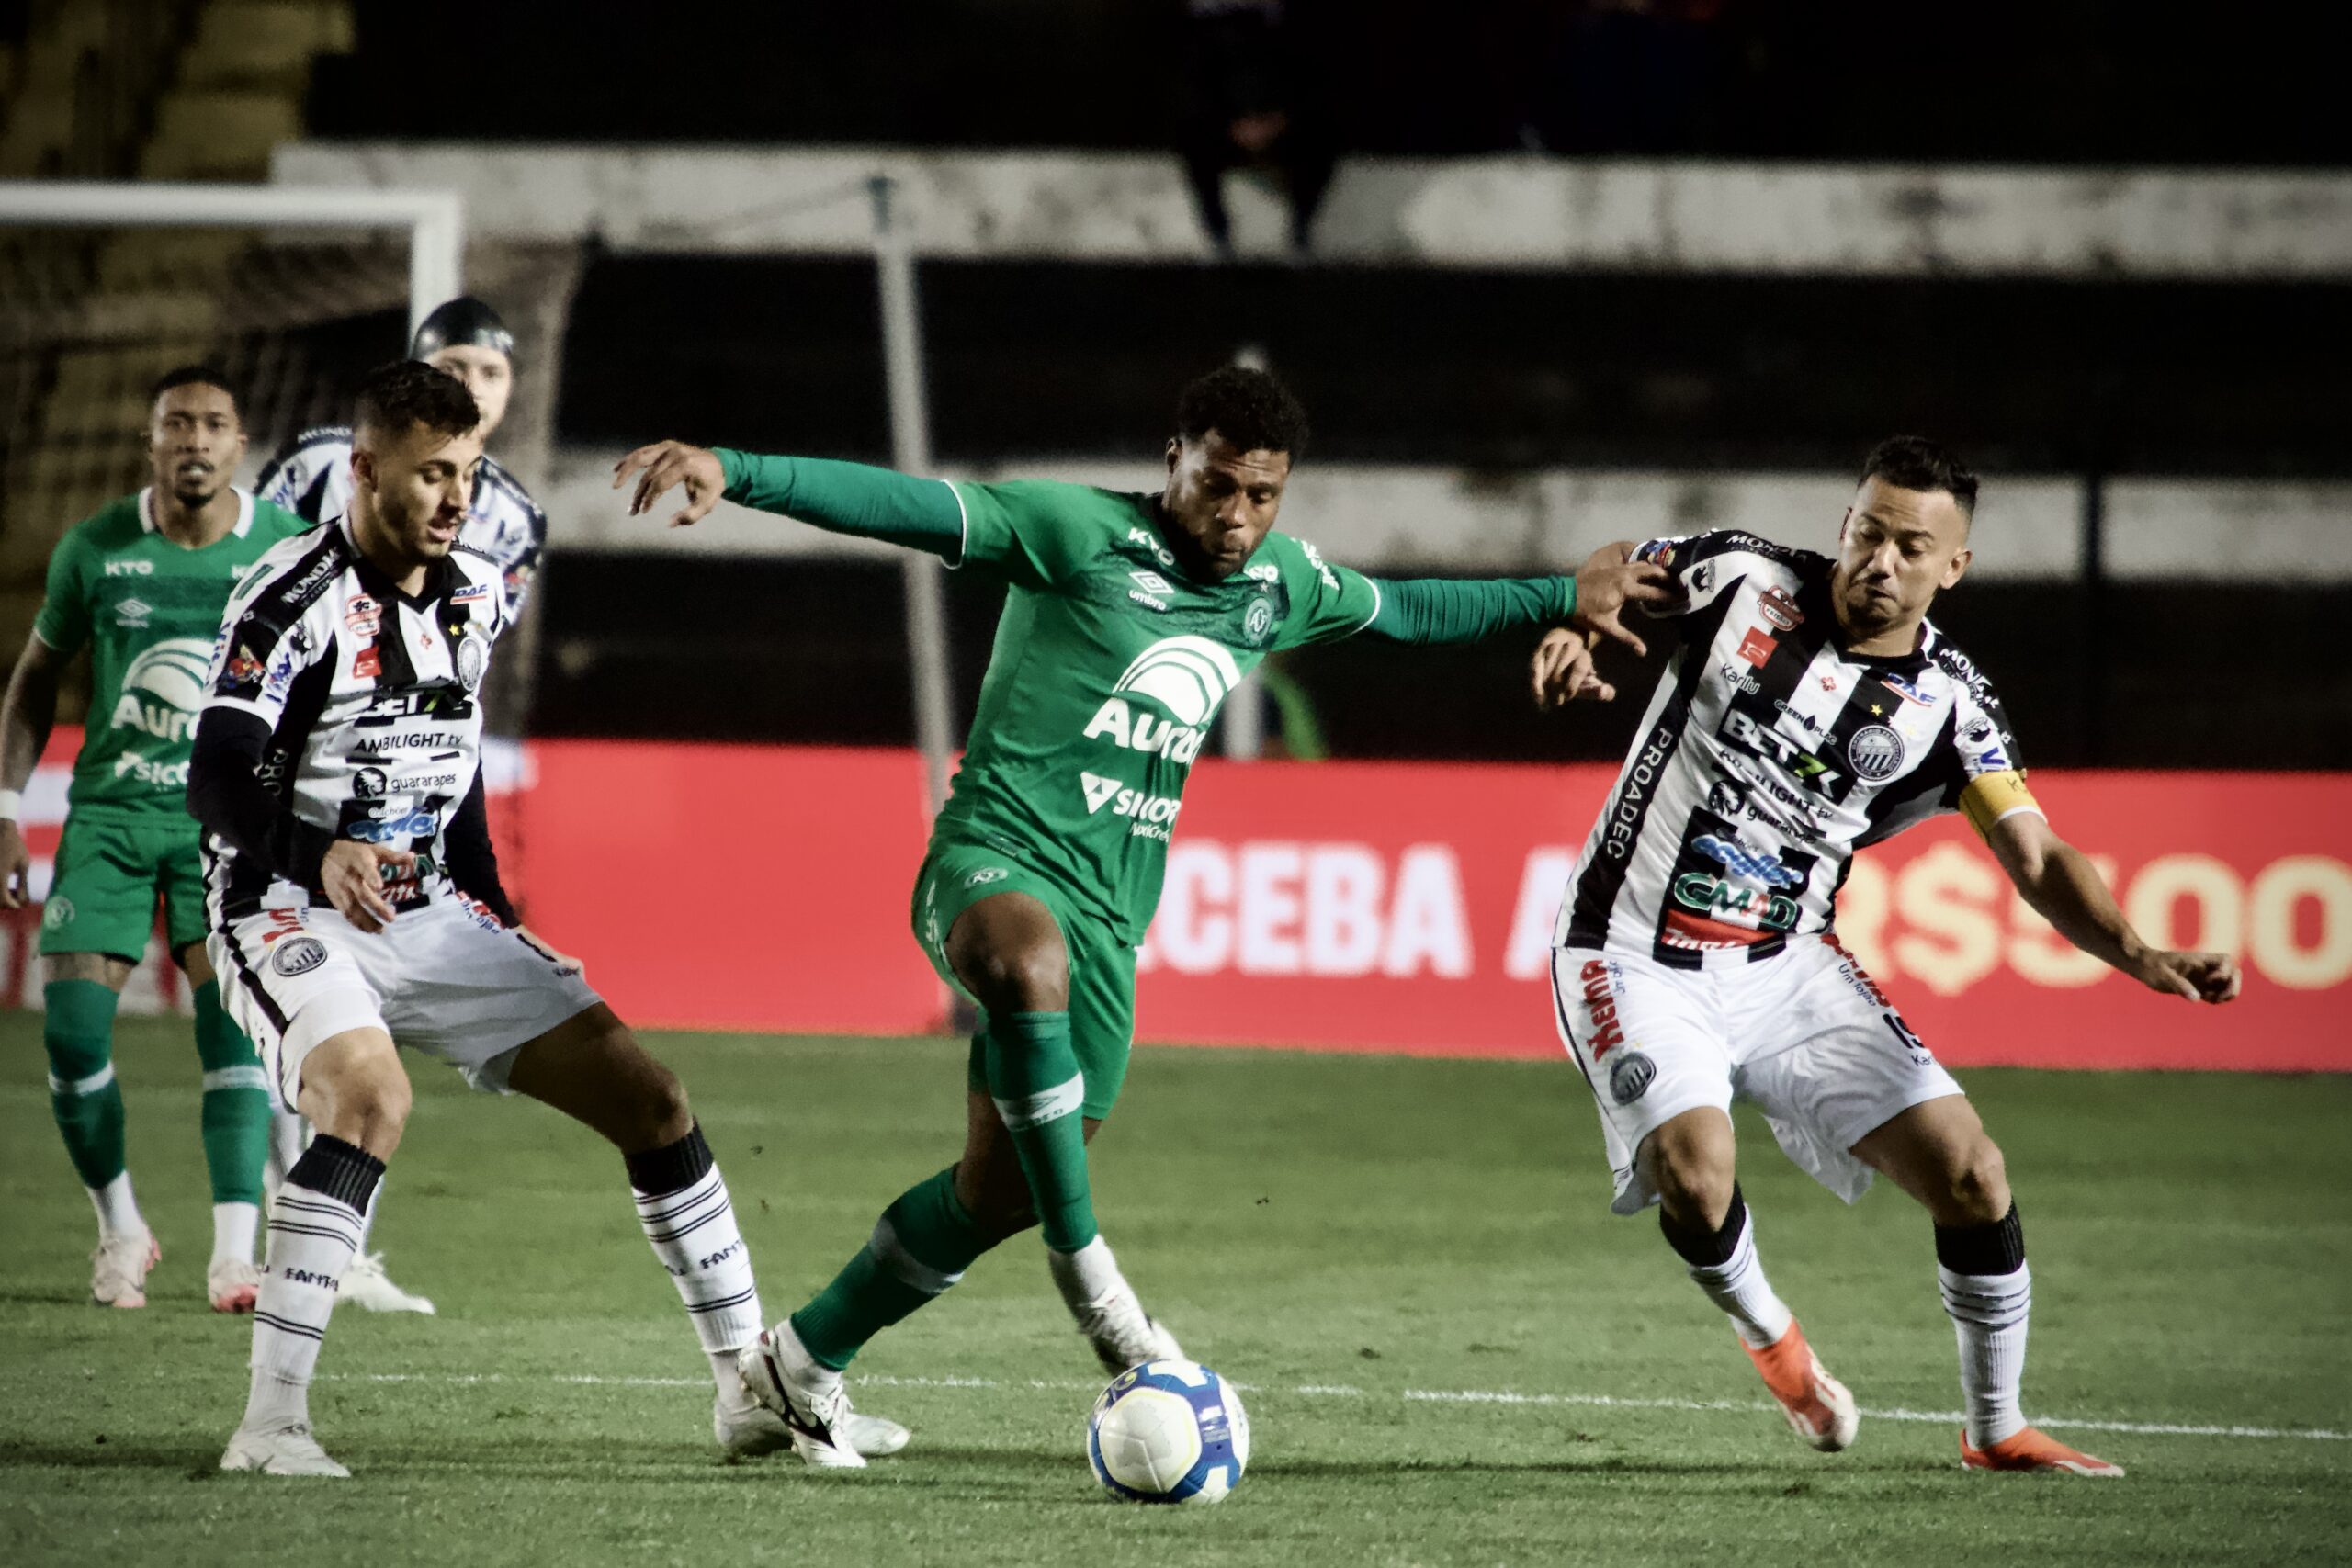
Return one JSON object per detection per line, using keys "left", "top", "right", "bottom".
{"left": 1130, "top": 570, "right": 1174, "bottom": 597}
{"left": 117, "top": 597, "right": 152, "bottom": 626}
{"left": 1082, "top": 773, "right": 1122, "bottom": 814}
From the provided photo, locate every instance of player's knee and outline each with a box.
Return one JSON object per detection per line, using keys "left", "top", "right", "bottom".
{"left": 966, "top": 942, "right": 1069, "bottom": 1014}
{"left": 337, "top": 1066, "right": 412, "bottom": 1150}
{"left": 638, "top": 1061, "right": 693, "bottom": 1146}
{"left": 1942, "top": 1137, "right": 2009, "bottom": 1224}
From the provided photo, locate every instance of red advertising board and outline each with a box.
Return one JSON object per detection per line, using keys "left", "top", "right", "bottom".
{"left": 12, "top": 733, "right": 2347, "bottom": 1070}
{"left": 503, "top": 743, "right": 2352, "bottom": 1072}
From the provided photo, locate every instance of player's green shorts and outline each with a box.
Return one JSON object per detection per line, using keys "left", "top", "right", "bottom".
{"left": 912, "top": 840, "right": 1137, "bottom": 1122}
{"left": 40, "top": 813, "right": 210, "bottom": 961}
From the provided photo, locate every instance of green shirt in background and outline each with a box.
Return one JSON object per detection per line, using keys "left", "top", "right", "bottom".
{"left": 32, "top": 488, "right": 311, "bottom": 822}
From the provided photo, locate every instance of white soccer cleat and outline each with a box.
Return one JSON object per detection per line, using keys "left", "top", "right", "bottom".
{"left": 714, "top": 1396, "right": 910, "bottom": 1461}
{"left": 736, "top": 1322, "right": 868, "bottom": 1469}
{"left": 91, "top": 1232, "right": 159, "bottom": 1309}
{"left": 337, "top": 1252, "right": 435, "bottom": 1314}
{"left": 208, "top": 1258, "right": 262, "bottom": 1314}
{"left": 220, "top": 1424, "right": 350, "bottom": 1478}
{"left": 1070, "top": 1282, "right": 1185, "bottom": 1376}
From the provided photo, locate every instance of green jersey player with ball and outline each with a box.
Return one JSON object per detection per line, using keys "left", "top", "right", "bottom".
{"left": 616, "top": 365, "right": 1666, "bottom": 1466}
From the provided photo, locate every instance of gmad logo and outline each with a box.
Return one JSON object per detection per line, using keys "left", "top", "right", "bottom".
{"left": 1081, "top": 636, "right": 1242, "bottom": 765}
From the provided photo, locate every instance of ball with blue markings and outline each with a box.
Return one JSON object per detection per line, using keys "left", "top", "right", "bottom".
{"left": 1086, "top": 1359, "right": 1250, "bottom": 1505}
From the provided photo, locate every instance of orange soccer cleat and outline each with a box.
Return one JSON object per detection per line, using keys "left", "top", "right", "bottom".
{"left": 1961, "top": 1427, "right": 2124, "bottom": 1477}
{"left": 1743, "top": 1320, "right": 1860, "bottom": 1451}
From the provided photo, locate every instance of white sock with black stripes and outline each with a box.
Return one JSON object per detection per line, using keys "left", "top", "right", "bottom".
{"left": 1938, "top": 1204, "right": 2033, "bottom": 1448}
{"left": 1661, "top": 1187, "right": 1795, "bottom": 1350}
{"left": 242, "top": 1134, "right": 382, "bottom": 1435}
{"left": 626, "top": 1122, "right": 763, "bottom": 1398}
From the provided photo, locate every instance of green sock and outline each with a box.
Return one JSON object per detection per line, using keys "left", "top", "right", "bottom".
{"left": 192, "top": 979, "right": 269, "bottom": 1206}
{"left": 45, "top": 979, "right": 125, "bottom": 1190}
{"left": 792, "top": 1167, "right": 990, "bottom": 1370}
{"left": 984, "top": 1010, "right": 1098, "bottom": 1254}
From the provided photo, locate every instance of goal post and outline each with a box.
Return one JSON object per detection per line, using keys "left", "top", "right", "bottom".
{"left": 0, "top": 180, "right": 465, "bottom": 337}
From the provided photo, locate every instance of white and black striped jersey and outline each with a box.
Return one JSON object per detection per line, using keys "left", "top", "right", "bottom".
{"left": 256, "top": 426, "right": 548, "bottom": 609}
{"left": 1554, "top": 530, "right": 2043, "bottom": 969}
{"left": 191, "top": 519, "right": 514, "bottom": 926}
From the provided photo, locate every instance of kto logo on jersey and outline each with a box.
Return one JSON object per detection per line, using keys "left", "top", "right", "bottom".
{"left": 108, "top": 637, "right": 212, "bottom": 743}
{"left": 1080, "top": 773, "right": 1183, "bottom": 840}
{"left": 1722, "top": 709, "right": 1843, "bottom": 796}
{"left": 104, "top": 558, "right": 154, "bottom": 577}
{"left": 1672, "top": 872, "right": 1801, "bottom": 931}
{"left": 1080, "top": 636, "right": 1243, "bottom": 765}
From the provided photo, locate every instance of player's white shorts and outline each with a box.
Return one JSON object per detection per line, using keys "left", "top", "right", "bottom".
{"left": 1548, "top": 936, "right": 1962, "bottom": 1214}
{"left": 210, "top": 897, "right": 603, "bottom": 1110}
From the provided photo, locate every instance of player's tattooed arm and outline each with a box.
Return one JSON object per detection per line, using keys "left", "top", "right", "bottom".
{"left": 1572, "top": 542, "right": 1675, "bottom": 656}
{"left": 1985, "top": 811, "right": 2242, "bottom": 1004}
{"left": 1530, "top": 626, "right": 1614, "bottom": 708}
{"left": 0, "top": 632, "right": 64, "bottom": 907}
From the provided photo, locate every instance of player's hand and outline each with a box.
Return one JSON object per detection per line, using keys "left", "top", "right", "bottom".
{"left": 613, "top": 441, "right": 726, "bottom": 528}
{"left": 2133, "top": 947, "right": 2242, "bottom": 1004}
{"left": 322, "top": 840, "right": 413, "bottom": 934}
{"left": 0, "top": 818, "right": 29, "bottom": 908}
{"left": 1572, "top": 541, "right": 1674, "bottom": 658}
{"left": 1531, "top": 627, "right": 1614, "bottom": 709}
{"left": 515, "top": 925, "right": 585, "bottom": 977}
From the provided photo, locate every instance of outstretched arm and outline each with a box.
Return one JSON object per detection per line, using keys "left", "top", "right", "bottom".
{"left": 1985, "top": 810, "right": 2240, "bottom": 1002}
{"left": 1363, "top": 575, "right": 1573, "bottom": 645}
{"left": 615, "top": 441, "right": 965, "bottom": 558}
{"left": 0, "top": 632, "right": 64, "bottom": 907}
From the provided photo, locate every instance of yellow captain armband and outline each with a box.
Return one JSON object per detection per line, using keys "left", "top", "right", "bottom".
{"left": 1959, "top": 769, "right": 2044, "bottom": 840}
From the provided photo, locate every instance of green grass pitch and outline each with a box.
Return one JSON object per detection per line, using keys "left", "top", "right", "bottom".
{"left": 4, "top": 1016, "right": 2348, "bottom": 1566}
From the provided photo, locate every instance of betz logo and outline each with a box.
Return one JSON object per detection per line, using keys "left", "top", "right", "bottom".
{"left": 1723, "top": 709, "right": 1843, "bottom": 797}
{"left": 104, "top": 558, "right": 154, "bottom": 576}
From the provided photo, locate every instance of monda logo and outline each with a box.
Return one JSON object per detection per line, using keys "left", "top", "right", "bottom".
{"left": 1081, "top": 636, "right": 1243, "bottom": 764}
{"left": 109, "top": 637, "right": 214, "bottom": 742}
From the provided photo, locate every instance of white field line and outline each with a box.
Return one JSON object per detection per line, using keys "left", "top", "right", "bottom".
{"left": 322, "top": 1370, "right": 2350, "bottom": 1443}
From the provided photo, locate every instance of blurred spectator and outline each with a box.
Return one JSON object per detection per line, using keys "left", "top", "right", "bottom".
{"left": 1178, "top": 0, "right": 1339, "bottom": 257}
{"left": 1528, "top": 0, "right": 1727, "bottom": 155}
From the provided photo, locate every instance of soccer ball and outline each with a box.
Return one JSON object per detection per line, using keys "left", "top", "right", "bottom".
{"left": 1086, "top": 1359, "right": 1250, "bottom": 1505}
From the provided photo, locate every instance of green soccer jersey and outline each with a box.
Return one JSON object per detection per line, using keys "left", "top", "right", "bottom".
{"left": 31, "top": 488, "right": 311, "bottom": 821}
{"left": 930, "top": 480, "right": 1394, "bottom": 941}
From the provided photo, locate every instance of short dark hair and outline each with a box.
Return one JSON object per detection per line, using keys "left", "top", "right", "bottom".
{"left": 1176, "top": 364, "right": 1309, "bottom": 461}
{"left": 1860, "top": 434, "right": 1978, "bottom": 516}
{"left": 150, "top": 364, "right": 239, "bottom": 410}
{"left": 353, "top": 359, "right": 481, "bottom": 443}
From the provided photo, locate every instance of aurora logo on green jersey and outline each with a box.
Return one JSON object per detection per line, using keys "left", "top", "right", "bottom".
{"left": 1080, "top": 636, "right": 1243, "bottom": 766}
{"left": 109, "top": 637, "right": 213, "bottom": 743}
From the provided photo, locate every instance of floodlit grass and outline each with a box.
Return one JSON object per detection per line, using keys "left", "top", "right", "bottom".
{"left": 4, "top": 1018, "right": 2347, "bottom": 1565}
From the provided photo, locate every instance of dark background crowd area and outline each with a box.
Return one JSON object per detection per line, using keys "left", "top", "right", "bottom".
{"left": 298, "top": 0, "right": 2339, "bottom": 169}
